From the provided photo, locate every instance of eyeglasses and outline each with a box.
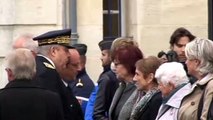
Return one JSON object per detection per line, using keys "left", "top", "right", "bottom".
{"left": 114, "top": 62, "right": 121, "bottom": 67}
{"left": 69, "top": 62, "right": 81, "bottom": 68}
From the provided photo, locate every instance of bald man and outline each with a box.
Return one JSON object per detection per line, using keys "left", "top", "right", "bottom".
{"left": 56, "top": 48, "right": 84, "bottom": 119}
{"left": 0, "top": 34, "right": 38, "bottom": 89}
{"left": 12, "top": 34, "right": 38, "bottom": 56}
{"left": 58, "top": 49, "right": 81, "bottom": 81}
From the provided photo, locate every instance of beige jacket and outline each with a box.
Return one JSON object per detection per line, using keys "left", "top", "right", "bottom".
{"left": 178, "top": 73, "right": 213, "bottom": 120}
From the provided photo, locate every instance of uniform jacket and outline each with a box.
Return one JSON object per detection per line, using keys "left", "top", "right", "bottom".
{"left": 93, "top": 69, "right": 119, "bottom": 120}
{"left": 34, "top": 55, "right": 84, "bottom": 120}
{"left": 156, "top": 83, "right": 191, "bottom": 120}
{"left": 0, "top": 79, "right": 64, "bottom": 120}
{"left": 178, "top": 73, "right": 213, "bottom": 120}
{"left": 109, "top": 82, "right": 136, "bottom": 120}
{"left": 70, "top": 68, "right": 94, "bottom": 99}
{"left": 69, "top": 68, "right": 95, "bottom": 114}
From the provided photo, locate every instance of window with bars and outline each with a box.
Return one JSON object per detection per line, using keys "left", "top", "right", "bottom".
{"left": 103, "top": 0, "right": 121, "bottom": 39}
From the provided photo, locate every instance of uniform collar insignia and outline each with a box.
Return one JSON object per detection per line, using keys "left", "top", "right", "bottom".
{"left": 76, "top": 79, "right": 83, "bottom": 87}
{"left": 43, "top": 62, "right": 55, "bottom": 69}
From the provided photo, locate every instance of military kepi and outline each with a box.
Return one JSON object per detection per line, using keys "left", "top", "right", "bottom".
{"left": 98, "top": 37, "right": 115, "bottom": 51}
{"left": 33, "top": 29, "right": 73, "bottom": 48}
{"left": 73, "top": 43, "right": 87, "bottom": 56}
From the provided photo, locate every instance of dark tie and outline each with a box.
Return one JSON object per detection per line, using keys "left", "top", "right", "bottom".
{"left": 66, "top": 84, "right": 74, "bottom": 95}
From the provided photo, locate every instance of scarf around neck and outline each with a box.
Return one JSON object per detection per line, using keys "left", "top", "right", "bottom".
{"left": 130, "top": 88, "right": 160, "bottom": 120}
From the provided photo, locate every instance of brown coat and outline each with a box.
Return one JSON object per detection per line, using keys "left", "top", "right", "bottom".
{"left": 178, "top": 74, "right": 213, "bottom": 120}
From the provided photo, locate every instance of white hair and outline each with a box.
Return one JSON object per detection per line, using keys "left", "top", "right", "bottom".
{"left": 155, "top": 62, "right": 189, "bottom": 87}
{"left": 185, "top": 37, "right": 213, "bottom": 75}
{"left": 13, "top": 34, "right": 38, "bottom": 53}
{"left": 4, "top": 48, "right": 36, "bottom": 79}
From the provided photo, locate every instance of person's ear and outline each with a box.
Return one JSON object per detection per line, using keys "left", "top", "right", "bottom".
{"left": 5, "top": 68, "right": 14, "bottom": 81}
{"left": 168, "top": 81, "right": 175, "bottom": 90}
{"left": 147, "top": 73, "right": 154, "bottom": 84}
{"left": 50, "top": 46, "right": 58, "bottom": 57}
{"left": 195, "top": 59, "right": 201, "bottom": 66}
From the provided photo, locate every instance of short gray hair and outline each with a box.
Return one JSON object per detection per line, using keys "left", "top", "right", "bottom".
{"left": 155, "top": 62, "right": 189, "bottom": 87}
{"left": 4, "top": 48, "right": 36, "bottom": 79}
{"left": 185, "top": 38, "right": 213, "bottom": 75}
{"left": 37, "top": 45, "right": 60, "bottom": 56}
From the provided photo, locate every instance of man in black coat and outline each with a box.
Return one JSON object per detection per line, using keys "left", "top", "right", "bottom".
{"left": 0, "top": 48, "right": 64, "bottom": 120}
{"left": 69, "top": 43, "right": 95, "bottom": 114}
{"left": 93, "top": 37, "right": 119, "bottom": 120}
{"left": 33, "top": 29, "right": 84, "bottom": 120}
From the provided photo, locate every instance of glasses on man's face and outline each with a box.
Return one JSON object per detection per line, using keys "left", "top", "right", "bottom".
{"left": 70, "top": 62, "right": 81, "bottom": 69}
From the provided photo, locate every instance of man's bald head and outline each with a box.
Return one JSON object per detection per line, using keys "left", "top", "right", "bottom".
{"left": 69, "top": 49, "right": 80, "bottom": 64}
{"left": 13, "top": 34, "right": 38, "bottom": 54}
{"left": 58, "top": 49, "right": 81, "bottom": 81}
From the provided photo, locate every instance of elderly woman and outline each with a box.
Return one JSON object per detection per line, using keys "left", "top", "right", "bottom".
{"left": 119, "top": 56, "right": 162, "bottom": 120}
{"left": 155, "top": 62, "right": 191, "bottom": 120}
{"left": 109, "top": 45, "right": 143, "bottom": 120}
{"left": 178, "top": 38, "right": 213, "bottom": 120}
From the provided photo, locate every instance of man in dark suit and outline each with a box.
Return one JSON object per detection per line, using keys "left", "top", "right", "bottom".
{"left": 33, "top": 29, "right": 84, "bottom": 120}
{"left": 69, "top": 43, "right": 95, "bottom": 114}
{"left": 93, "top": 37, "right": 119, "bottom": 120}
{"left": 0, "top": 48, "right": 64, "bottom": 120}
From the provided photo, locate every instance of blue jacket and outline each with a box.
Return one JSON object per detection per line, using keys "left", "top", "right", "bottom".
{"left": 85, "top": 85, "right": 99, "bottom": 120}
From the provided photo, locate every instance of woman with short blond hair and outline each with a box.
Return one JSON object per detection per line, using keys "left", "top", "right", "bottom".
{"left": 178, "top": 38, "right": 213, "bottom": 120}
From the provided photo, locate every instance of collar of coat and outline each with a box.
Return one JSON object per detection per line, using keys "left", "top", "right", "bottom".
{"left": 197, "top": 73, "right": 213, "bottom": 89}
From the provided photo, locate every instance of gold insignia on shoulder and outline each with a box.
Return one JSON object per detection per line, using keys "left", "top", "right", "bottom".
{"left": 76, "top": 79, "right": 83, "bottom": 87}
{"left": 43, "top": 62, "right": 55, "bottom": 69}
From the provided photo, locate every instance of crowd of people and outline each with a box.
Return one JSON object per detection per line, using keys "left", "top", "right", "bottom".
{"left": 0, "top": 27, "right": 213, "bottom": 120}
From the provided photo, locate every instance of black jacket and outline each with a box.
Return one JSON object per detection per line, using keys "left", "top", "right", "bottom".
{"left": 34, "top": 55, "right": 84, "bottom": 120}
{"left": 70, "top": 68, "right": 94, "bottom": 99}
{"left": 93, "top": 65, "right": 119, "bottom": 120}
{"left": 69, "top": 68, "right": 95, "bottom": 114}
{"left": 0, "top": 79, "right": 64, "bottom": 120}
{"left": 134, "top": 92, "right": 162, "bottom": 120}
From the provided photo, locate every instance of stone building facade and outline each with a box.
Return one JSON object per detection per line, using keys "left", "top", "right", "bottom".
{"left": 0, "top": 0, "right": 208, "bottom": 82}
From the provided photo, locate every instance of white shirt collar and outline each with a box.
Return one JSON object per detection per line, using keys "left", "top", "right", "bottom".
{"left": 62, "top": 79, "right": 68, "bottom": 87}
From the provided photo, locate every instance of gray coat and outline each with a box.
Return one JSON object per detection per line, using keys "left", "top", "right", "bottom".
{"left": 109, "top": 82, "right": 136, "bottom": 120}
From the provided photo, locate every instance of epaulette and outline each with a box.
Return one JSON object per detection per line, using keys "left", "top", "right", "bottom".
{"left": 43, "top": 62, "right": 55, "bottom": 69}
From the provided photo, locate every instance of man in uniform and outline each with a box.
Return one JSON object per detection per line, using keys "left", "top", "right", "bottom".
{"left": 33, "top": 29, "right": 84, "bottom": 120}
{"left": 69, "top": 43, "right": 95, "bottom": 114}
{"left": 93, "top": 37, "right": 119, "bottom": 120}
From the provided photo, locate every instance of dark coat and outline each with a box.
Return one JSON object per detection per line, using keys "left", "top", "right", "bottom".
{"left": 109, "top": 82, "right": 136, "bottom": 120}
{"left": 70, "top": 69, "right": 94, "bottom": 99}
{"left": 134, "top": 92, "right": 162, "bottom": 120}
{"left": 34, "top": 55, "right": 84, "bottom": 120}
{"left": 69, "top": 68, "right": 95, "bottom": 114}
{"left": 93, "top": 70, "right": 119, "bottom": 120}
{"left": 0, "top": 79, "right": 64, "bottom": 120}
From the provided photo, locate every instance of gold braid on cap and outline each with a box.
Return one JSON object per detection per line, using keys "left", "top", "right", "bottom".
{"left": 38, "top": 36, "right": 70, "bottom": 46}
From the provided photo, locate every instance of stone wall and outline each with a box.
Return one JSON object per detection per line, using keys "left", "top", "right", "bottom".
{"left": 0, "top": 0, "right": 209, "bottom": 82}
{"left": 127, "top": 0, "right": 208, "bottom": 56}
